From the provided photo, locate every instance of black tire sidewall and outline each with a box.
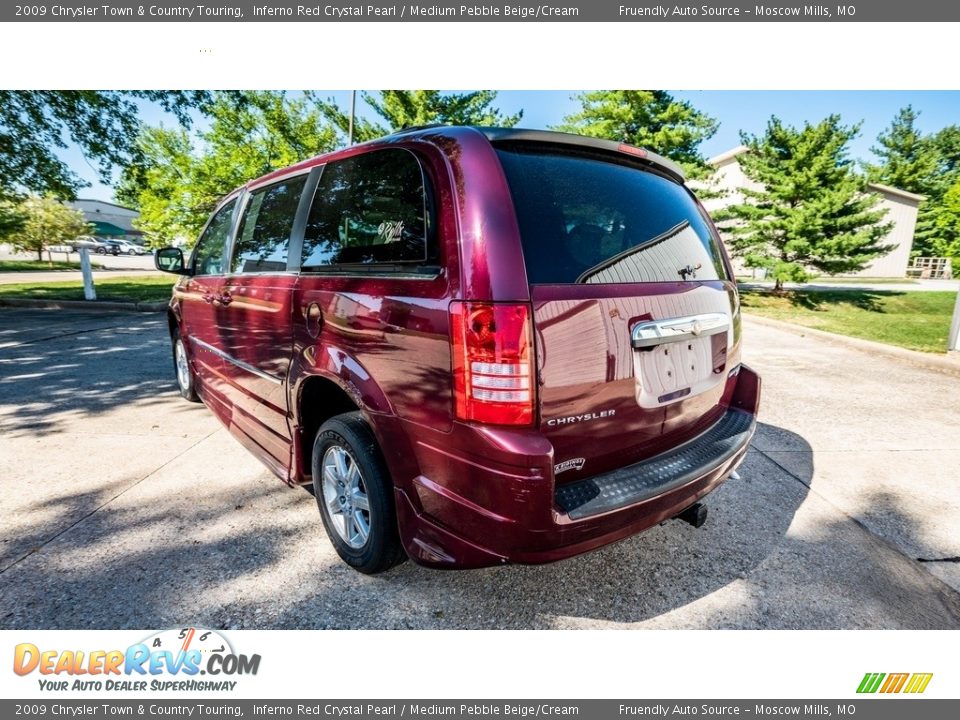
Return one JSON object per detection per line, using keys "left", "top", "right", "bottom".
{"left": 311, "top": 414, "right": 401, "bottom": 574}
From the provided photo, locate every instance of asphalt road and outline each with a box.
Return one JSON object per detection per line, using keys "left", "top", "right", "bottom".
{"left": 1, "top": 308, "right": 958, "bottom": 629}
{"left": 0, "top": 250, "right": 160, "bottom": 285}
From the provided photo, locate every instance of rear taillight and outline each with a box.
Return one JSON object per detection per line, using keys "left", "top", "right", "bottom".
{"left": 450, "top": 302, "right": 535, "bottom": 426}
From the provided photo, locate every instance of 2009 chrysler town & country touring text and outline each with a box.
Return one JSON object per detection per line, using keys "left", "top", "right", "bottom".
{"left": 155, "top": 126, "right": 761, "bottom": 574}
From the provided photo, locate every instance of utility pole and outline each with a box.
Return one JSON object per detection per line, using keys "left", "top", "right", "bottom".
{"left": 347, "top": 90, "right": 356, "bottom": 146}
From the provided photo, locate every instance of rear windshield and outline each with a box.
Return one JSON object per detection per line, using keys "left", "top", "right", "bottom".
{"left": 495, "top": 146, "right": 730, "bottom": 285}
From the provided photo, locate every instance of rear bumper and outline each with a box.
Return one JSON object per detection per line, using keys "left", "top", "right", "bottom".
{"left": 393, "top": 364, "right": 761, "bottom": 569}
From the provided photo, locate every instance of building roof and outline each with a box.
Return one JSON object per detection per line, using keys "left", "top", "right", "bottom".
{"left": 707, "top": 145, "right": 750, "bottom": 167}
{"left": 866, "top": 183, "right": 926, "bottom": 203}
{"left": 71, "top": 198, "right": 138, "bottom": 213}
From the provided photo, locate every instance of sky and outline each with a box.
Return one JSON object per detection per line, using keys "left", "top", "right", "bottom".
{"left": 63, "top": 90, "right": 960, "bottom": 203}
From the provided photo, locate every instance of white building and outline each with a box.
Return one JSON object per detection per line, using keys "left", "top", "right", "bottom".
{"left": 66, "top": 199, "right": 143, "bottom": 244}
{"left": 703, "top": 146, "right": 923, "bottom": 279}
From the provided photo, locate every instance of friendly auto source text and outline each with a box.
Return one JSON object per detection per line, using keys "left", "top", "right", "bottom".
{"left": 620, "top": 5, "right": 842, "bottom": 16}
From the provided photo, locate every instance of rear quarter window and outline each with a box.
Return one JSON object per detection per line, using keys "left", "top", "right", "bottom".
{"left": 301, "top": 148, "right": 434, "bottom": 271}
{"left": 495, "top": 147, "right": 729, "bottom": 285}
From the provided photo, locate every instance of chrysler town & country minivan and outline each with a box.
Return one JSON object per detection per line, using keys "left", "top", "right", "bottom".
{"left": 155, "top": 126, "right": 761, "bottom": 573}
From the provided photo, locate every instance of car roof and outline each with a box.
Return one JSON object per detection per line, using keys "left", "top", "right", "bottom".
{"left": 241, "top": 125, "right": 687, "bottom": 196}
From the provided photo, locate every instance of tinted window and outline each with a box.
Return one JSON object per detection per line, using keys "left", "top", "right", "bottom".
{"left": 496, "top": 147, "right": 729, "bottom": 284}
{"left": 192, "top": 199, "right": 236, "bottom": 276}
{"left": 231, "top": 176, "right": 306, "bottom": 274}
{"left": 301, "top": 149, "right": 431, "bottom": 270}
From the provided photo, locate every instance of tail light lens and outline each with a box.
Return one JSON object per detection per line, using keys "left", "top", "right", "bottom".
{"left": 450, "top": 302, "right": 535, "bottom": 426}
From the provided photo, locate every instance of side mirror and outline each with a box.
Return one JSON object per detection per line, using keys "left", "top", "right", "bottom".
{"left": 155, "top": 247, "right": 190, "bottom": 275}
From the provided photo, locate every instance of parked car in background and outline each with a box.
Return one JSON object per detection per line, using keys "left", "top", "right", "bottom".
{"left": 105, "top": 239, "right": 147, "bottom": 255}
{"left": 71, "top": 236, "right": 113, "bottom": 254}
{"left": 154, "top": 126, "right": 761, "bottom": 574}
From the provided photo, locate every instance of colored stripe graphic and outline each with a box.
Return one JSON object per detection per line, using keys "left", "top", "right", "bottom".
{"left": 857, "top": 672, "right": 932, "bottom": 694}
{"left": 880, "top": 673, "right": 909, "bottom": 693}
{"left": 857, "top": 673, "right": 885, "bottom": 693}
{"left": 904, "top": 673, "right": 933, "bottom": 694}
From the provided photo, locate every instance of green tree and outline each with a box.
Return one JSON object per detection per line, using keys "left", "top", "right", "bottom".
{"left": 922, "top": 126, "right": 960, "bottom": 258}
{"left": 865, "top": 106, "right": 939, "bottom": 192}
{"left": 0, "top": 91, "right": 212, "bottom": 201}
{"left": 116, "top": 91, "right": 338, "bottom": 246}
{"left": 0, "top": 196, "right": 91, "bottom": 261}
{"left": 319, "top": 90, "right": 522, "bottom": 145}
{"left": 0, "top": 202, "right": 27, "bottom": 240}
{"left": 726, "top": 115, "right": 892, "bottom": 290}
{"left": 934, "top": 178, "right": 960, "bottom": 274}
{"left": 554, "top": 90, "right": 719, "bottom": 176}
{"left": 865, "top": 107, "right": 956, "bottom": 257}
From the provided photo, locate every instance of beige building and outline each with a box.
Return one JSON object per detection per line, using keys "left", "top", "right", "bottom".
{"left": 703, "top": 146, "right": 923, "bottom": 279}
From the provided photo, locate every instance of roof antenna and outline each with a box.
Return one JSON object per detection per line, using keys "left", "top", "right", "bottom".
{"left": 347, "top": 90, "right": 356, "bottom": 146}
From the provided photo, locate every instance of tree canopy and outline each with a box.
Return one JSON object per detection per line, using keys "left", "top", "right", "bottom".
{"left": 115, "top": 91, "right": 338, "bottom": 246}
{"left": 0, "top": 91, "right": 212, "bottom": 201}
{"left": 554, "top": 90, "right": 719, "bottom": 176}
{"left": 725, "top": 115, "right": 892, "bottom": 289}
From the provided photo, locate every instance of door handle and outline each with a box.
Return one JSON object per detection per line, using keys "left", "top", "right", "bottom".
{"left": 631, "top": 313, "right": 729, "bottom": 350}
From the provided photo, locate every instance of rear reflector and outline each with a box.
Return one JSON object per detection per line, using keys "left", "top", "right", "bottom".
{"left": 451, "top": 302, "right": 535, "bottom": 426}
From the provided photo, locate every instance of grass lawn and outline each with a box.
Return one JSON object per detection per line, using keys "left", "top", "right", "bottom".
{"left": 0, "top": 275, "right": 175, "bottom": 304}
{"left": 0, "top": 259, "right": 102, "bottom": 272}
{"left": 740, "top": 288, "right": 956, "bottom": 354}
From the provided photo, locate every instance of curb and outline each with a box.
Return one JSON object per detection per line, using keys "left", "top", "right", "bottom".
{"left": 743, "top": 313, "right": 960, "bottom": 378}
{"left": 0, "top": 297, "right": 166, "bottom": 313}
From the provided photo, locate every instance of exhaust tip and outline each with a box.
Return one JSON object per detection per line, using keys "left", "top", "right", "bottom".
{"left": 676, "top": 502, "right": 708, "bottom": 529}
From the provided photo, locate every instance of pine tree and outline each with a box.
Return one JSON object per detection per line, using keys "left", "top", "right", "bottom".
{"left": 726, "top": 115, "right": 892, "bottom": 290}
{"left": 865, "top": 107, "right": 943, "bottom": 257}
{"left": 554, "top": 90, "right": 718, "bottom": 177}
{"left": 865, "top": 106, "right": 939, "bottom": 192}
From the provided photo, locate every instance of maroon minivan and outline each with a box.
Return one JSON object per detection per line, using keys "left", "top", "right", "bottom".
{"left": 155, "top": 126, "right": 760, "bottom": 573}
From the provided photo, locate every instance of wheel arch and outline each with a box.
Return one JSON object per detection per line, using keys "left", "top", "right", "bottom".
{"left": 291, "top": 374, "right": 367, "bottom": 486}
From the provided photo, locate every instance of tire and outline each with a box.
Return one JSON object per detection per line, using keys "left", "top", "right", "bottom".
{"left": 311, "top": 412, "right": 405, "bottom": 574}
{"left": 128, "top": 249, "right": 136, "bottom": 256}
{"left": 171, "top": 328, "right": 200, "bottom": 402}
{"left": 96, "top": 247, "right": 106, "bottom": 255}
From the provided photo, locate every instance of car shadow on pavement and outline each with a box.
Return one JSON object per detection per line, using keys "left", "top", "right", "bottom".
{"left": 3, "top": 420, "right": 960, "bottom": 629}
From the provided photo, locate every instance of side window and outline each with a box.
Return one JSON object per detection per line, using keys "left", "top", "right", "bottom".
{"left": 192, "top": 199, "right": 236, "bottom": 276}
{"left": 301, "top": 149, "right": 433, "bottom": 271}
{"left": 231, "top": 175, "right": 306, "bottom": 274}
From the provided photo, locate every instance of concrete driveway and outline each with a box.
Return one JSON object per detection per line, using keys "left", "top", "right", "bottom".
{"left": 0, "top": 308, "right": 958, "bottom": 629}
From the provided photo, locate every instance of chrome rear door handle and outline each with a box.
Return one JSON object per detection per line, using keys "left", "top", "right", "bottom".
{"left": 631, "top": 313, "right": 729, "bottom": 350}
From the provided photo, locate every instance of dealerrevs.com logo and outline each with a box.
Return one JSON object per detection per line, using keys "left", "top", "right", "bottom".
{"left": 13, "top": 627, "right": 260, "bottom": 692}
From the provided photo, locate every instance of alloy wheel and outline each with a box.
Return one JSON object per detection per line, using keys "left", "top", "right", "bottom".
{"left": 321, "top": 445, "right": 371, "bottom": 549}
{"left": 174, "top": 339, "right": 191, "bottom": 392}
